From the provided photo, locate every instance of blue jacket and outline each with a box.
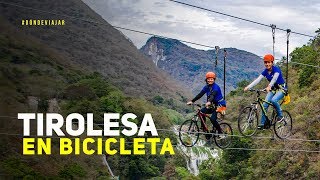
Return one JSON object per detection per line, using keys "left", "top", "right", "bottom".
{"left": 261, "top": 66, "right": 285, "bottom": 85}
{"left": 192, "top": 83, "right": 226, "bottom": 106}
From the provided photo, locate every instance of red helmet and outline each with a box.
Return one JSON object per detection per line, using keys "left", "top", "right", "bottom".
{"left": 205, "top": 72, "right": 216, "bottom": 79}
{"left": 263, "top": 54, "right": 274, "bottom": 62}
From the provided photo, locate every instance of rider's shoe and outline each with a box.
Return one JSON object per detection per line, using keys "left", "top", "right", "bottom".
{"left": 215, "top": 131, "right": 225, "bottom": 139}
{"left": 217, "top": 134, "right": 227, "bottom": 140}
{"left": 276, "top": 116, "right": 284, "bottom": 122}
{"left": 204, "top": 139, "right": 212, "bottom": 147}
{"left": 257, "top": 124, "right": 264, "bottom": 130}
{"left": 205, "top": 133, "right": 212, "bottom": 140}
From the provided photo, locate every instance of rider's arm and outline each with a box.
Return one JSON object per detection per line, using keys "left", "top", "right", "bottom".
{"left": 268, "top": 72, "right": 279, "bottom": 87}
{"left": 246, "top": 75, "right": 263, "bottom": 89}
{"left": 191, "top": 90, "right": 206, "bottom": 102}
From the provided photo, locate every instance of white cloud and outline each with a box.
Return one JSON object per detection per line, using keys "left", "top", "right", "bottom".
{"left": 83, "top": 0, "right": 319, "bottom": 58}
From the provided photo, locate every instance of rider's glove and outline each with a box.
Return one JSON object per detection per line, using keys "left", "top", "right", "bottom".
{"left": 216, "top": 105, "right": 227, "bottom": 115}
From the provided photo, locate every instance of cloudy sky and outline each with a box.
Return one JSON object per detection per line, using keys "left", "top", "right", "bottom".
{"left": 83, "top": 0, "right": 320, "bottom": 58}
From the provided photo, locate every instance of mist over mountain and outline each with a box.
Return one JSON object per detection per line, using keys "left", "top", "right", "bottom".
{"left": 140, "top": 36, "right": 264, "bottom": 96}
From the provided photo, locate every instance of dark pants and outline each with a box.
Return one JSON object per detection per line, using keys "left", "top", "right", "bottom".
{"left": 200, "top": 107, "right": 223, "bottom": 136}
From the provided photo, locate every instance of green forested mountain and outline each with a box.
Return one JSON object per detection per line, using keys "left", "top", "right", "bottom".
{"left": 0, "top": 18, "right": 186, "bottom": 179}
{"left": 0, "top": 0, "right": 190, "bottom": 100}
{"left": 140, "top": 36, "right": 264, "bottom": 95}
{"left": 0, "top": 0, "right": 189, "bottom": 179}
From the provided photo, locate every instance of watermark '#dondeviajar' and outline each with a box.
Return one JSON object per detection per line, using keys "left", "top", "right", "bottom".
{"left": 22, "top": 19, "right": 65, "bottom": 26}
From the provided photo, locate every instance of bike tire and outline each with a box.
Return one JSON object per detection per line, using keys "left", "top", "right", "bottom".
{"left": 214, "top": 122, "right": 233, "bottom": 149}
{"left": 179, "top": 119, "right": 200, "bottom": 147}
{"left": 274, "top": 110, "right": 292, "bottom": 139}
{"left": 237, "top": 106, "right": 258, "bottom": 137}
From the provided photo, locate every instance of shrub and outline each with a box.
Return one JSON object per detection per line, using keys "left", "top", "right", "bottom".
{"left": 64, "top": 84, "right": 96, "bottom": 100}
{"left": 175, "top": 167, "right": 190, "bottom": 179}
{"left": 29, "top": 69, "right": 42, "bottom": 76}
{"left": 38, "top": 98, "right": 49, "bottom": 112}
{"left": 11, "top": 55, "right": 28, "bottom": 64}
{"left": 1, "top": 157, "right": 42, "bottom": 179}
{"left": 58, "top": 163, "right": 87, "bottom": 179}
{"left": 152, "top": 95, "right": 164, "bottom": 105}
{"left": 100, "top": 91, "right": 124, "bottom": 113}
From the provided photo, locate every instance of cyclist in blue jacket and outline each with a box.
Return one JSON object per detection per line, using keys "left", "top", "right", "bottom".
{"left": 244, "top": 54, "right": 287, "bottom": 129}
{"left": 187, "top": 72, "right": 226, "bottom": 139}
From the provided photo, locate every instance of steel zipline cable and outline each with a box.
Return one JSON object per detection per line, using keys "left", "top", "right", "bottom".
{"left": 114, "top": 26, "right": 320, "bottom": 69}
{"left": 0, "top": 2, "right": 319, "bottom": 144}
{"left": 0, "top": 2, "right": 319, "bottom": 143}
{"left": 1, "top": 115, "right": 320, "bottom": 143}
{"left": 1, "top": 116, "right": 320, "bottom": 153}
{"left": 1, "top": 132, "right": 320, "bottom": 153}
{"left": 169, "top": 0, "right": 315, "bottom": 38}
{"left": 2, "top": 3, "right": 318, "bottom": 176}
{"left": 0, "top": 0, "right": 315, "bottom": 38}
{"left": 0, "top": 1, "right": 319, "bottom": 68}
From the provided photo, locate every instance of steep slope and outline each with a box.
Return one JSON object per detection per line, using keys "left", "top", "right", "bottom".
{"left": 197, "top": 33, "right": 320, "bottom": 179}
{"left": 0, "top": 0, "right": 190, "bottom": 100}
{"left": 0, "top": 0, "right": 192, "bottom": 179}
{"left": 0, "top": 17, "right": 112, "bottom": 178}
{"left": 0, "top": 16, "right": 187, "bottom": 179}
{"left": 140, "top": 36, "right": 264, "bottom": 95}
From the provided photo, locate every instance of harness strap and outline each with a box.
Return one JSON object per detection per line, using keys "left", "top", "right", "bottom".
{"left": 217, "top": 98, "right": 224, "bottom": 102}
{"left": 272, "top": 83, "right": 288, "bottom": 95}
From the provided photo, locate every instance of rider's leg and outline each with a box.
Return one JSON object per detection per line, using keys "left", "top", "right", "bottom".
{"left": 270, "top": 90, "right": 285, "bottom": 118}
{"left": 210, "top": 111, "right": 223, "bottom": 134}
{"left": 200, "top": 107, "right": 210, "bottom": 128}
{"left": 201, "top": 108, "right": 216, "bottom": 139}
{"left": 260, "top": 92, "right": 273, "bottom": 126}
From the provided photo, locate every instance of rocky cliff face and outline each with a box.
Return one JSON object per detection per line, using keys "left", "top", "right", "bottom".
{"left": 141, "top": 36, "right": 264, "bottom": 96}
{"left": 146, "top": 38, "right": 166, "bottom": 66}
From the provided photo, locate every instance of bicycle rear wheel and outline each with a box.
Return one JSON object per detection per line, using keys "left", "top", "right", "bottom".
{"left": 214, "top": 122, "right": 233, "bottom": 149}
{"left": 274, "top": 110, "right": 292, "bottom": 139}
{"left": 179, "top": 119, "right": 200, "bottom": 147}
{"left": 238, "top": 106, "right": 258, "bottom": 137}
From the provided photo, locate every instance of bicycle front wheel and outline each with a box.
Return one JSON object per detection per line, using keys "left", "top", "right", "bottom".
{"left": 238, "top": 106, "right": 258, "bottom": 137}
{"left": 179, "top": 119, "right": 200, "bottom": 147}
{"left": 274, "top": 110, "right": 292, "bottom": 139}
{"left": 214, "top": 122, "right": 233, "bottom": 149}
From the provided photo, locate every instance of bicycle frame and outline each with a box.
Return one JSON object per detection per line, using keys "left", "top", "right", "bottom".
{"left": 254, "top": 91, "right": 276, "bottom": 125}
{"left": 194, "top": 104, "right": 221, "bottom": 133}
{"left": 196, "top": 110, "right": 211, "bottom": 132}
{"left": 179, "top": 104, "right": 233, "bottom": 148}
{"left": 238, "top": 89, "right": 292, "bottom": 139}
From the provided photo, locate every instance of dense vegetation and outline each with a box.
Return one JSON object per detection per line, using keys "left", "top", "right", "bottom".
{"left": 1, "top": 0, "right": 319, "bottom": 178}
{"left": 0, "top": 22, "right": 188, "bottom": 179}
{"left": 193, "top": 29, "right": 320, "bottom": 179}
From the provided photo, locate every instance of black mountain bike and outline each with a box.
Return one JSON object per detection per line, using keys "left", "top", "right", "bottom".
{"left": 179, "top": 104, "right": 233, "bottom": 148}
{"left": 238, "top": 89, "right": 292, "bottom": 139}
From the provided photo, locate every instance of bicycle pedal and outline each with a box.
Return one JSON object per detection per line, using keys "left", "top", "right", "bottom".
{"left": 257, "top": 125, "right": 264, "bottom": 130}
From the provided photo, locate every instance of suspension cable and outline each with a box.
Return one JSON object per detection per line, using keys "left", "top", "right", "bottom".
{"left": 2, "top": 116, "right": 320, "bottom": 143}
{"left": 169, "top": 0, "right": 315, "bottom": 38}
{"left": 1, "top": 132, "right": 320, "bottom": 153}
{"left": 0, "top": 1, "right": 318, "bottom": 69}
{"left": 271, "top": 24, "right": 276, "bottom": 57}
{"left": 286, "top": 29, "right": 291, "bottom": 89}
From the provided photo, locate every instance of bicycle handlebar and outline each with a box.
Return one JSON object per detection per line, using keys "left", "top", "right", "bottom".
{"left": 188, "top": 103, "right": 205, "bottom": 108}
{"left": 188, "top": 103, "right": 217, "bottom": 109}
{"left": 248, "top": 89, "right": 267, "bottom": 93}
